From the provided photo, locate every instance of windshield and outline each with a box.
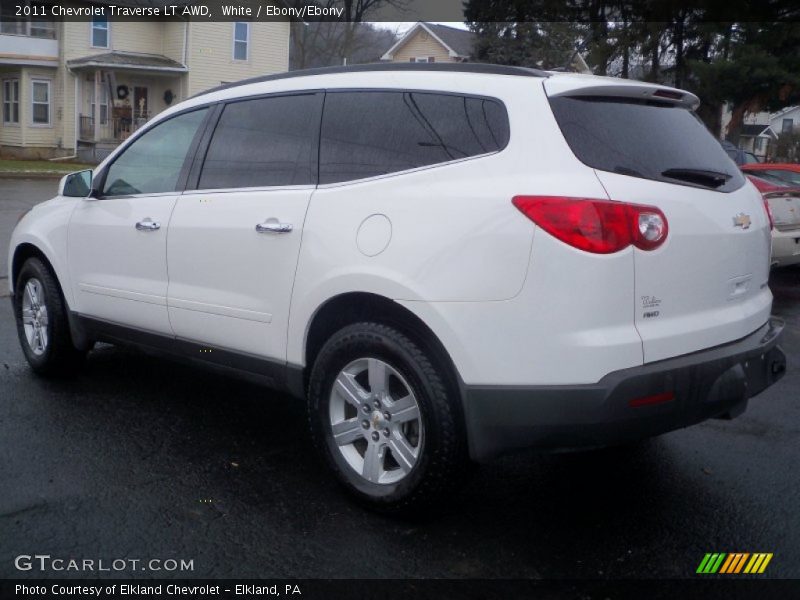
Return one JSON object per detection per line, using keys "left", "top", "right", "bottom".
{"left": 548, "top": 96, "right": 745, "bottom": 192}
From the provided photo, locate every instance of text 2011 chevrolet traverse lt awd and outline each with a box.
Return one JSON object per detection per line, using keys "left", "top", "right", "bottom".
{"left": 9, "top": 64, "right": 786, "bottom": 514}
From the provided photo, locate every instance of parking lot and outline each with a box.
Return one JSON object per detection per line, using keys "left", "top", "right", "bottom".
{"left": 1, "top": 177, "right": 799, "bottom": 579}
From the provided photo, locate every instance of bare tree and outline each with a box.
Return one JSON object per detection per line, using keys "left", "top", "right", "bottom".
{"left": 291, "top": 20, "right": 397, "bottom": 69}
{"left": 290, "top": 0, "right": 408, "bottom": 69}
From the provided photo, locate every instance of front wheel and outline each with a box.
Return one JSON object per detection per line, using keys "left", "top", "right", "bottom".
{"left": 308, "top": 322, "right": 469, "bottom": 515}
{"left": 13, "top": 257, "right": 86, "bottom": 377}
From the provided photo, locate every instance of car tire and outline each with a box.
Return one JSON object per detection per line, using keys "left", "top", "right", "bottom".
{"left": 308, "top": 322, "right": 470, "bottom": 516}
{"left": 13, "top": 257, "right": 87, "bottom": 377}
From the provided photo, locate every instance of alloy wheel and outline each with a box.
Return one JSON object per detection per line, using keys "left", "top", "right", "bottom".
{"left": 329, "top": 357, "right": 424, "bottom": 485}
{"left": 21, "top": 278, "right": 49, "bottom": 356}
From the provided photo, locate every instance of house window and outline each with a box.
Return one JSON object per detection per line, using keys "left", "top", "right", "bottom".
{"left": 29, "top": 18, "right": 56, "bottom": 39}
{"left": 31, "top": 80, "right": 50, "bottom": 125}
{"left": 410, "top": 57, "right": 435, "bottom": 63}
{"left": 0, "top": 2, "right": 55, "bottom": 38}
{"left": 233, "top": 22, "right": 249, "bottom": 60}
{"left": 754, "top": 137, "right": 764, "bottom": 152}
{"left": 783, "top": 118, "right": 794, "bottom": 134}
{"left": 91, "top": 15, "right": 109, "bottom": 48}
{"left": 3, "top": 79, "right": 19, "bottom": 124}
{"left": 0, "top": 2, "right": 24, "bottom": 35}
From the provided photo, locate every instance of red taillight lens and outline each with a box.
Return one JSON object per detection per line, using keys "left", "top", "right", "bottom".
{"left": 762, "top": 196, "right": 774, "bottom": 230}
{"left": 512, "top": 196, "right": 668, "bottom": 254}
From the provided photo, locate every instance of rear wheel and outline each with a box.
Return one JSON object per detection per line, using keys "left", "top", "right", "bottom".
{"left": 308, "top": 322, "right": 469, "bottom": 515}
{"left": 13, "top": 257, "right": 86, "bottom": 377}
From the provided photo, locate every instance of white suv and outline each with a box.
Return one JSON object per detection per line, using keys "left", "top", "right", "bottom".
{"left": 8, "top": 64, "right": 787, "bottom": 513}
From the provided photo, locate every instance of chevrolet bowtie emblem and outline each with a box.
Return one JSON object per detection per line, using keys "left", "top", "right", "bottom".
{"left": 733, "top": 213, "right": 752, "bottom": 229}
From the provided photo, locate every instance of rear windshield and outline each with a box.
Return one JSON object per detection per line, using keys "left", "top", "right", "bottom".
{"left": 549, "top": 96, "right": 745, "bottom": 192}
{"left": 762, "top": 169, "right": 800, "bottom": 186}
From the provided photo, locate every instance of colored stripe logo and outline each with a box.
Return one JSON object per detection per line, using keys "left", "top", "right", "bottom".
{"left": 697, "top": 553, "right": 773, "bottom": 574}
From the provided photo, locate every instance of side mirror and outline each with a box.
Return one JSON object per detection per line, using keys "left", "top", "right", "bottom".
{"left": 59, "top": 169, "right": 93, "bottom": 198}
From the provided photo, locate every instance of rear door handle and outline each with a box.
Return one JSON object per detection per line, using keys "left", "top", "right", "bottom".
{"left": 256, "top": 220, "right": 293, "bottom": 234}
{"left": 135, "top": 219, "right": 160, "bottom": 231}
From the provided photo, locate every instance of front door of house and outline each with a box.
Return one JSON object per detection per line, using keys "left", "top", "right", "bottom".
{"left": 133, "top": 86, "right": 149, "bottom": 120}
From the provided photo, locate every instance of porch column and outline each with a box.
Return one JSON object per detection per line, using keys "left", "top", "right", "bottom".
{"left": 93, "top": 70, "right": 101, "bottom": 142}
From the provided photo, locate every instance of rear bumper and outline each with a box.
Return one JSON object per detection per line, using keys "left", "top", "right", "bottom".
{"left": 463, "top": 318, "right": 786, "bottom": 462}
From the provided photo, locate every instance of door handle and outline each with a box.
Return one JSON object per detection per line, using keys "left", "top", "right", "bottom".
{"left": 256, "top": 220, "right": 293, "bottom": 234}
{"left": 135, "top": 219, "right": 160, "bottom": 231}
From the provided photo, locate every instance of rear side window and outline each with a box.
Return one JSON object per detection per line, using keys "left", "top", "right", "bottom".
{"left": 198, "top": 93, "right": 319, "bottom": 189}
{"left": 320, "top": 91, "right": 509, "bottom": 184}
{"left": 549, "top": 96, "right": 745, "bottom": 192}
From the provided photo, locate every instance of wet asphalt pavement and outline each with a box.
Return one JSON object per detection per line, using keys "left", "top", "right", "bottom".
{"left": 0, "top": 178, "right": 799, "bottom": 580}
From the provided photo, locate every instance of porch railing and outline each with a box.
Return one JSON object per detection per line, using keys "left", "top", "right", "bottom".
{"left": 78, "top": 113, "right": 150, "bottom": 143}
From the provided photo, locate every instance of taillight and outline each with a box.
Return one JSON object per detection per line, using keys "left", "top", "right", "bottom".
{"left": 762, "top": 196, "right": 774, "bottom": 230}
{"left": 512, "top": 196, "right": 668, "bottom": 254}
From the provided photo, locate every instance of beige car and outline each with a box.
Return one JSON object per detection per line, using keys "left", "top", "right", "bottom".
{"left": 747, "top": 173, "right": 800, "bottom": 267}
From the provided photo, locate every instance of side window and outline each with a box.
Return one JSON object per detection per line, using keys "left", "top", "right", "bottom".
{"left": 319, "top": 91, "right": 509, "bottom": 184}
{"left": 198, "top": 94, "right": 319, "bottom": 190}
{"left": 102, "top": 108, "right": 208, "bottom": 196}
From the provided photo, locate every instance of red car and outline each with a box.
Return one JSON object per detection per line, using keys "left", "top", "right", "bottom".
{"left": 742, "top": 163, "right": 800, "bottom": 187}
{"left": 746, "top": 173, "right": 795, "bottom": 193}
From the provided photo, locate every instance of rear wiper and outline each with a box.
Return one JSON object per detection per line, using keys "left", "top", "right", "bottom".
{"left": 661, "top": 168, "right": 732, "bottom": 188}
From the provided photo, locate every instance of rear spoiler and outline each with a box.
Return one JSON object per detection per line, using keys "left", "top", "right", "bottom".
{"left": 544, "top": 74, "right": 700, "bottom": 110}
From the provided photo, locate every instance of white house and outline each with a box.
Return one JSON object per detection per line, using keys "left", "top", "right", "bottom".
{"left": 770, "top": 106, "right": 800, "bottom": 136}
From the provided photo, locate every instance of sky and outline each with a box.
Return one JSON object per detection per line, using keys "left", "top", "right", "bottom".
{"left": 369, "top": 0, "right": 466, "bottom": 29}
{"left": 376, "top": 22, "right": 469, "bottom": 35}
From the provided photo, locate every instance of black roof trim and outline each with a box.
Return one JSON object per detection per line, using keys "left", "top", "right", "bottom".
{"left": 194, "top": 63, "right": 549, "bottom": 99}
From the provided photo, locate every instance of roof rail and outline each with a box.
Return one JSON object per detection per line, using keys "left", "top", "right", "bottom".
{"left": 194, "top": 62, "right": 549, "bottom": 98}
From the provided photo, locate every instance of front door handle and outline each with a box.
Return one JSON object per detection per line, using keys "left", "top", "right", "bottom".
{"left": 135, "top": 219, "right": 160, "bottom": 231}
{"left": 256, "top": 220, "right": 293, "bottom": 234}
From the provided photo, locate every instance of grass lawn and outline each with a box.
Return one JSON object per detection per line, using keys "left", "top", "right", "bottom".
{"left": 0, "top": 159, "right": 94, "bottom": 174}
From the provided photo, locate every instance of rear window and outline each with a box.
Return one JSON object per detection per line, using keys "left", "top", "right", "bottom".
{"left": 549, "top": 96, "right": 745, "bottom": 192}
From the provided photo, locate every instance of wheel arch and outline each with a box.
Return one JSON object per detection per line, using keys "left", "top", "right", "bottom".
{"left": 11, "top": 242, "right": 91, "bottom": 351}
{"left": 12, "top": 242, "right": 59, "bottom": 297}
{"left": 301, "top": 292, "right": 465, "bottom": 405}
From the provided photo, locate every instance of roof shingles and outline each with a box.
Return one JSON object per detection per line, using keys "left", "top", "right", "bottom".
{"left": 424, "top": 23, "right": 475, "bottom": 58}
{"left": 67, "top": 51, "right": 187, "bottom": 71}
{"left": 740, "top": 124, "right": 775, "bottom": 137}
